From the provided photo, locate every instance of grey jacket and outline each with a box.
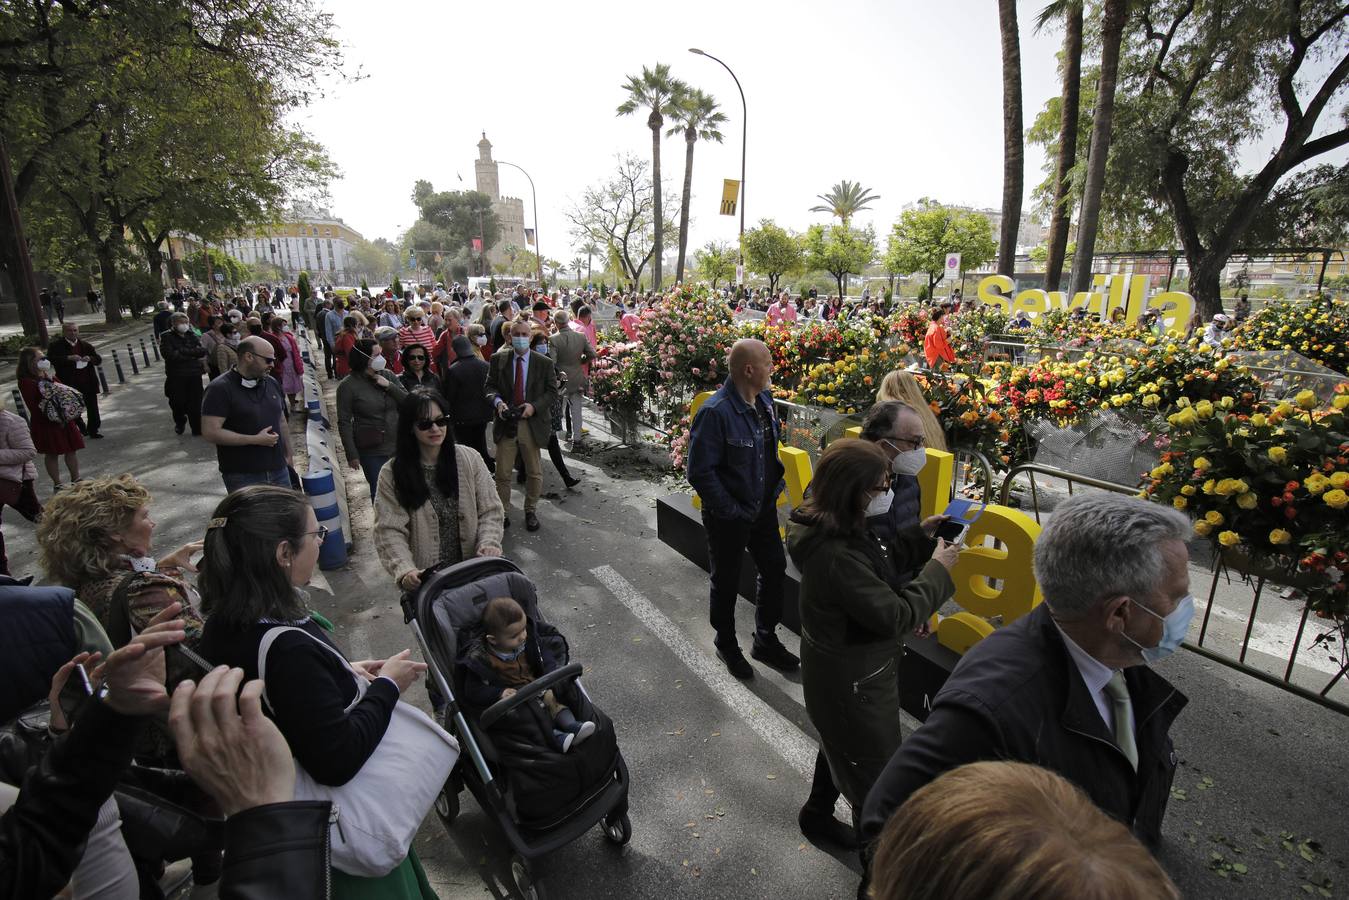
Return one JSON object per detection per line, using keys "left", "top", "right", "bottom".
{"left": 548, "top": 328, "right": 594, "bottom": 394}
{"left": 335, "top": 371, "right": 407, "bottom": 459}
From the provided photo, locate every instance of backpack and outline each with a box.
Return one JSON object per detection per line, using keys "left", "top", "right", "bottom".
{"left": 36, "top": 379, "right": 85, "bottom": 425}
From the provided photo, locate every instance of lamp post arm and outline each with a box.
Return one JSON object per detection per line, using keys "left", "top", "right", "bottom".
{"left": 694, "top": 50, "right": 747, "bottom": 287}
{"left": 499, "top": 160, "right": 541, "bottom": 287}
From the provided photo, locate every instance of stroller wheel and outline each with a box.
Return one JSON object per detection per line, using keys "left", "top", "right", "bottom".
{"left": 510, "top": 854, "right": 546, "bottom": 900}
{"left": 602, "top": 813, "right": 632, "bottom": 846}
{"left": 433, "top": 786, "right": 459, "bottom": 828}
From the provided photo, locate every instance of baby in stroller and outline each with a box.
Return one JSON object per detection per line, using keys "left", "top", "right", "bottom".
{"left": 458, "top": 596, "right": 597, "bottom": 753}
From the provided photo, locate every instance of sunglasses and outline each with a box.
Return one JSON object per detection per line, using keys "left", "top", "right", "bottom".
{"left": 415, "top": 415, "right": 451, "bottom": 431}
{"left": 407, "top": 354, "right": 427, "bottom": 362}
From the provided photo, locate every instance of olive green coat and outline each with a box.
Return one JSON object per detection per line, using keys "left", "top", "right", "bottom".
{"left": 786, "top": 519, "right": 954, "bottom": 809}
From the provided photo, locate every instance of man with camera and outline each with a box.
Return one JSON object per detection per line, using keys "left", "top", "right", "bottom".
{"left": 485, "top": 319, "right": 558, "bottom": 532}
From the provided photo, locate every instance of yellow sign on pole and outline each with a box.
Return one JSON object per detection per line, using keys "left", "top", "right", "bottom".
{"left": 720, "top": 179, "right": 740, "bottom": 216}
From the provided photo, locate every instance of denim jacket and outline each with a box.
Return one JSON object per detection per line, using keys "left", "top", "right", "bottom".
{"left": 686, "top": 381, "right": 785, "bottom": 522}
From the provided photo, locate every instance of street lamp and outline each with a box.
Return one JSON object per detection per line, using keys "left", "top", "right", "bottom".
{"left": 690, "top": 47, "right": 747, "bottom": 295}
{"left": 497, "top": 159, "right": 542, "bottom": 288}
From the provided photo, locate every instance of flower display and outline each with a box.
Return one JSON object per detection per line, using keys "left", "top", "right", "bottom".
{"left": 1229, "top": 297, "right": 1349, "bottom": 374}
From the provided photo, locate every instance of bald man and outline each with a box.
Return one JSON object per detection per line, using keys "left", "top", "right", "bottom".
{"left": 686, "top": 338, "right": 799, "bottom": 678}
{"left": 201, "top": 335, "right": 293, "bottom": 492}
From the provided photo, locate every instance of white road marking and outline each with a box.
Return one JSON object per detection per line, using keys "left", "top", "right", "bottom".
{"left": 590, "top": 564, "right": 854, "bottom": 819}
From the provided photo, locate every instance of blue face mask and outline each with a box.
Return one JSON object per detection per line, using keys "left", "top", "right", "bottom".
{"left": 490, "top": 643, "right": 525, "bottom": 662}
{"left": 537, "top": 343, "right": 549, "bottom": 355}
{"left": 1126, "top": 594, "right": 1194, "bottom": 663}
{"left": 511, "top": 336, "right": 530, "bottom": 354}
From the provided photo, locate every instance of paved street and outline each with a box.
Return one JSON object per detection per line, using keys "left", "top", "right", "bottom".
{"left": 0, "top": 341, "right": 1344, "bottom": 899}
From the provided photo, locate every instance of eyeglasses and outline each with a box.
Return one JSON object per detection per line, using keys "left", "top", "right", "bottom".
{"left": 415, "top": 415, "right": 451, "bottom": 431}
{"left": 304, "top": 525, "right": 330, "bottom": 543}
{"left": 885, "top": 435, "right": 926, "bottom": 452}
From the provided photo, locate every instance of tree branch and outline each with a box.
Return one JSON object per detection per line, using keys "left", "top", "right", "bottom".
{"left": 1290, "top": 127, "right": 1349, "bottom": 168}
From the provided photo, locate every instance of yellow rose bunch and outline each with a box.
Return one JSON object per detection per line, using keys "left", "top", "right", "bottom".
{"left": 1193, "top": 521, "right": 1213, "bottom": 537}
{"left": 1267, "top": 446, "right": 1287, "bottom": 464}
{"left": 1204, "top": 510, "right": 1224, "bottom": 526}
{"left": 1218, "top": 531, "right": 1241, "bottom": 547}
{"left": 1325, "top": 489, "right": 1348, "bottom": 510}
{"left": 1268, "top": 529, "right": 1292, "bottom": 545}
{"left": 1305, "top": 473, "right": 1331, "bottom": 495}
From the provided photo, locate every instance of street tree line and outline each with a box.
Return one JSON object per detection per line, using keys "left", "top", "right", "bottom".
{"left": 0, "top": 0, "right": 341, "bottom": 333}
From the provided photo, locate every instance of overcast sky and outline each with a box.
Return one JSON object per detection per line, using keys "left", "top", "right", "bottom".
{"left": 296, "top": 0, "right": 1342, "bottom": 265}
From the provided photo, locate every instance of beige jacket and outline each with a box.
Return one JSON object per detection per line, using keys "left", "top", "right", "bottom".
{"left": 373, "top": 445, "right": 504, "bottom": 585}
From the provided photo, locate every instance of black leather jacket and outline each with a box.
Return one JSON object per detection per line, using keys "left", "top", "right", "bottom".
{"left": 220, "top": 801, "right": 331, "bottom": 900}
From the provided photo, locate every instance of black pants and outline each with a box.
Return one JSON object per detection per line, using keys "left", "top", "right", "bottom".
{"left": 454, "top": 421, "right": 493, "bottom": 473}
{"left": 164, "top": 374, "right": 204, "bottom": 434}
{"left": 702, "top": 502, "right": 785, "bottom": 646}
{"left": 804, "top": 749, "right": 843, "bottom": 816}
{"left": 78, "top": 385, "right": 101, "bottom": 436}
{"left": 319, "top": 336, "right": 336, "bottom": 378}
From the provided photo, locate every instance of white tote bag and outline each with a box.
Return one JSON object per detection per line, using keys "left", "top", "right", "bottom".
{"left": 258, "top": 626, "right": 459, "bottom": 877}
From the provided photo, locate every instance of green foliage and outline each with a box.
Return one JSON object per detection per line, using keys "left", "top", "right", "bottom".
{"left": 360, "top": 277, "right": 369, "bottom": 291}
{"left": 117, "top": 267, "right": 163, "bottom": 316}
{"left": 488, "top": 277, "right": 498, "bottom": 295}
{"left": 743, "top": 220, "right": 803, "bottom": 293}
{"left": 884, "top": 200, "right": 995, "bottom": 296}
{"left": 297, "top": 271, "right": 312, "bottom": 301}
{"left": 348, "top": 239, "right": 395, "bottom": 285}
{"left": 408, "top": 181, "right": 501, "bottom": 258}
{"left": 802, "top": 224, "right": 876, "bottom": 300}
{"left": 809, "top": 180, "right": 880, "bottom": 226}
{"left": 392, "top": 276, "right": 403, "bottom": 297}
{"left": 184, "top": 248, "right": 247, "bottom": 286}
{"left": 691, "top": 241, "right": 735, "bottom": 289}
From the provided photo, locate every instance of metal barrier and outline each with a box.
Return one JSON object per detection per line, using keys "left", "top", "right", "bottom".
{"left": 996, "top": 462, "right": 1349, "bottom": 716}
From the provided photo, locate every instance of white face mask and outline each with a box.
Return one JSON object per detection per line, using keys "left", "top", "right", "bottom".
{"left": 474, "top": 336, "right": 488, "bottom": 346}
{"left": 174, "top": 323, "right": 190, "bottom": 333}
{"left": 36, "top": 359, "right": 51, "bottom": 372}
{"left": 889, "top": 446, "right": 927, "bottom": 476}
{"left": 865, "top": 488, "right": 894, "bottom": 518}
{"left": 369, "top": 355, "right": 388, "bottom": 372}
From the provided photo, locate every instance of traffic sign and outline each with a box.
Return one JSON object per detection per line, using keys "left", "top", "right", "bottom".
{"left": 943, "top": 253, "right": 961, "bottom": 283}
{"left": 213, "top": 273, "right": 225, "bottom": 282}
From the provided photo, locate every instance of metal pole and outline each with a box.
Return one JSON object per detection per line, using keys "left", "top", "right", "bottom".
{"left": 111, "top": 349, "right": 126, "bottom": 383}
{"left": 96, "top": 364, "right": 110, "bottom": 395}
{"left": 139, "top": 338, "right": 150, "bottom": 367}
{"left": 498, "top": 161, "right": 541, "bottom": 288}
{"left": 691, "top": 49, "right": 747, "bottom": 295}
{"left": 127, "top": 343, "right": 139, "bottom": 375}
{"left": 0, "top": 133, "right": 48, "bottom": 345}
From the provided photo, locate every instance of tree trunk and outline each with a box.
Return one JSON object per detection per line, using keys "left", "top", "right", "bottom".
{"left": 834, "top": 273, "right": 846, "bottom": 303}
{"left": 997, "top": 0, "right": 1024, "bottom": 278}
{"left": 1188, "top": 259, "right": 1223, "bottom": 320}
{"left": 1069, "top": 0, "right": 1128, "bottom": 296}
{"left": 676, "top": 128, "right": 695, "bottom": 284}
{"left": 0, "top": 134, "right": 43, "bottom": 340}
{"left": 96, "top": 242, "right": 123, "bottom": 324}
{"left": 649, "top": 113, "right": 663, "bottom": 292}
{"left": 1045, "top": 1, "right": 1083, "bottom": 292}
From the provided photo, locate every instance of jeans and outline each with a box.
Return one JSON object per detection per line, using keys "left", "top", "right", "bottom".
{"left": 221, "top": 466, "right": 292, "bottom": 493}
{"left": 702, "top": 500, "right": 785, "bottom": 646}
{"left": 359, "top": 453, "right": 390, "bottom": 499}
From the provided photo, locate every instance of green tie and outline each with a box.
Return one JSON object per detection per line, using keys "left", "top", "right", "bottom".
{"left": 1104, "top": 671, "right": 1138, "bottom": 771}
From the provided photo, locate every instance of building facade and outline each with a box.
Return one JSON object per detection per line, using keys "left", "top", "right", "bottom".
{"left": 474, "top": 134, "right": 528, "bottom": 269}
{"left": 216, "top": 205, "right": 366, "bottom": 285}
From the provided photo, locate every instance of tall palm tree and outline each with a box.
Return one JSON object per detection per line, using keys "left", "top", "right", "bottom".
{"left": 666, "top": 88, "right": 727, "bottom": 284}
{"left": 1038, "top": 0, "right": 1083, "bottom": 292}
{"left": 809, "top": 180, "right": 880, "bottom": 226}
{"left": 580, "top": 240, "right": 601, "bottom": 283}
{"left": 570, "top": 256, "right": 586, "bottom": 285}
{"left": 1069, "top": 0, "right": 1128, "bottom": 296}
{"left": 617, "top": 63, "right": 688, "bottom": 292}
{"left": 997, "top": 0, "right": 1024, "bottom": 278}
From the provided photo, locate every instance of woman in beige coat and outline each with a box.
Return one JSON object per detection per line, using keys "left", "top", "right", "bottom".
{"left": 374, "top": 387, "right": 504, "bottom": 592}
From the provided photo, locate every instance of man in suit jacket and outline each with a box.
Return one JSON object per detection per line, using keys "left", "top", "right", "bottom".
{"left": 45, "top": 322, "right": 104, "bottom": 438}
{"left": 860, "top": 493, "right": 1191, "bottom": 873}
{"left": 547, "top": 309, "right": 594, "bottom": 445}
{"left": 484, "top": 318, "right": 558, "bottom": 531}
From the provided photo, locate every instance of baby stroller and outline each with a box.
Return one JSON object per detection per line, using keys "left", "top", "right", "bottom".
{"left": 402, "top": 556, "right": 632, "bottom": 900}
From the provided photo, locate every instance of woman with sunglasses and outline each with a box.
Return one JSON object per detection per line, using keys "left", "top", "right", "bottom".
{"left": 785, "top": 439, "right": 960, "bottom": 849}
{"left": 374, "top": 388, "right": 503, "bottom": 594}
{"left": 197, "top": 485, "right": 438, "bottom": 898}
{"left": 398, "top": 344, "right": 439, "bottom": 392}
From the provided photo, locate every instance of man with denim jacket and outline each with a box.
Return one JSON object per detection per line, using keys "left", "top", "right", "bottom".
{"left": 686, "top": 339, "right": 799, "bottom": 679}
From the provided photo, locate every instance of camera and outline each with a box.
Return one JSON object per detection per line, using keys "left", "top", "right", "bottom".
{"left": 498, "top": 404, "right": 525, "bottom": 423}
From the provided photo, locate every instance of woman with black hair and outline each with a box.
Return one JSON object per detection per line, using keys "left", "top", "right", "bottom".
{"left": 373, "top": 388, "right": 504, "bottom": 593}
{"left": 397, "top": 344, "right": 439, "bottom": 392}
{"left": 336, "top": 338, "right": 406, "bottom": 499}
{"left": 197, "top": 484, "right": 439, "bottom": 898}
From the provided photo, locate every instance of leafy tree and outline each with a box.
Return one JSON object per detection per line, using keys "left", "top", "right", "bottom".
{"left": 884, "top": 200, "right": 997, "bottom": 298}
{"left": 569, "top": 256, "right": 586, "bottom": 285}
{"left": 666, "top": 87, "right": 726, "bottom": 283}
{"left": 184, "top": 248, "right": 247, "bottom": 286}
{"left": 694, "top": 241, "right": 736, "bottom": 289}
{"left": 392, "top": 276, "right": 403, "bottom": 297}
{"left": 566, "top": 154, "right": 676, "bottom": 289}
{"left": 996, "top": 0, "right": 1024, "bottom": 277}
{"left": 408, "top": 180, "right": 500, "bottom": 262}
{"left": 802, "top": 224, "right": 876, "bottom": 301}
{"left": 809, "top": 180, "right": 879, "bottom": 226}
{"left": 1035, "top": 0, "right": 1084, "bottom": 291}
{"left": 1110, "top": 0, "right": 1349, "bottom": 316}
{"left": 617, "top": 63, "right": 687, "bottom": 291}
{"left": 743, "top": 220, "right": 803, "bottom": 294}
{"left": 579, "top": 241, "right": 602, "bottom": 283}
{"left": 349, "top": 239, "right": 395, "bottom": 284}
{"left": 297, "top": 271, "right": 311, "bottom": 302}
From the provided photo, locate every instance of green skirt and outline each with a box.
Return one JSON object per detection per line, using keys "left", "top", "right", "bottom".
{"left": 331, "top": 848, "right": 438, "bottom": 900}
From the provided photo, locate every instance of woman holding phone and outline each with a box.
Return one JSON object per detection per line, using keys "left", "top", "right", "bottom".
{"left": 785, "top": 439, "right": 960, "bottom": 849}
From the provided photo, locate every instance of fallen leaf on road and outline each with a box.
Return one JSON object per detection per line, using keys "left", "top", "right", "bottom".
{"left": 766, "top": 774, "right": 777, "bottom": 780}
{"left": 751, "top": 868, "right": 758, "bottom": 876}
{"left": 710, "top": 731, "right": 721, "bottom": 737}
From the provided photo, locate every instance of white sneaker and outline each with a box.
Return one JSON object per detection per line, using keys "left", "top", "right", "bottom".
{"left": 556, "top": 731, "right": 575, "bottom": 753}
{"left": 572, "top": 721, "right": 597, "bottom": 747}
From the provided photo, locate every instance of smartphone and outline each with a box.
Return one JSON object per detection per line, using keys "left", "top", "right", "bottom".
{"left": 936, "top": 499, "right": 986, "bottom": 544}
{"left": 57, "top": 662, "right": 94, "bottom": 723}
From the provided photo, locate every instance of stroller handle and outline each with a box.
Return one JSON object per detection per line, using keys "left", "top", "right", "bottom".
{"left": 479, "top": 662, "right": 584, "bottom": 731}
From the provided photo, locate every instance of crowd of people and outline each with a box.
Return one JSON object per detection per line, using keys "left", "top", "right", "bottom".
{"left": 0, "top": 277, "right": 1199, "bottom": 898}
